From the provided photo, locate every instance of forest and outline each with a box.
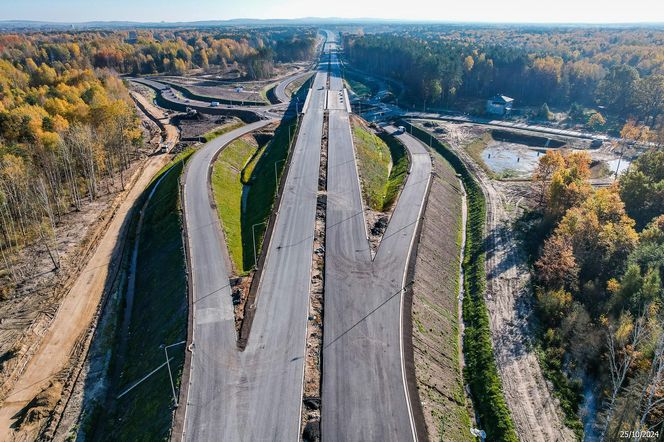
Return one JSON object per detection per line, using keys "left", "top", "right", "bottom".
{"left": 0, "top": 27, "right": 317, "bottom": 287}
{"left": 343, "top": 26, "right": 664, "bottom": 132}
{"left": 0, "top": 56, "right": 141, "bottom": 285}
{"left": 525, "top": 147, "right": 664, "bottom": 437}
{"left": 0, "top": 27, "right": 318, "bottom": 79}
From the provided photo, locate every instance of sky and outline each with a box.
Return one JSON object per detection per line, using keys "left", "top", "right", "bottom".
{"left": 1, "top": 0, "right": 663, "bottom": 24}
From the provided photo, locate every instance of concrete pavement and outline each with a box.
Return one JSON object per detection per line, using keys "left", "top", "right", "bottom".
{"left": 181, "top": 46, "right": 329, "bottom": 441}
{"left": 321, "top": 31, "right": 432, "bottom": 442}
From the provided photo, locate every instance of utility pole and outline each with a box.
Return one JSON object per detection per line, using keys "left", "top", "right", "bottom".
{"left": 161, "top": 340, "right": 186, "bottom": 406}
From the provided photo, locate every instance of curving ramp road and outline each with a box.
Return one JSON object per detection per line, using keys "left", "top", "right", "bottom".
{"left": 181, "top": 55, "right": 328, "bottom": 441}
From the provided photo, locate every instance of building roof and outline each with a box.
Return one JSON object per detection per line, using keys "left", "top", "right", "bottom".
{"left": 490, "top": 94, "right": 514, "bottom": 104}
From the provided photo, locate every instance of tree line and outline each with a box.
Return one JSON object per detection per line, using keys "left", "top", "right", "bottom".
{"left": 0, "top": 27, "right": 318, "bottom": 80}
{"left": 528, "top": 148, "right": 664, "bottom": 437}
{"left": 0, "top": 50, "right": 142, "bottom": 287}
{"left": 343, "top": 26, "right": 664, "bottom": 129}
{"left": 0, "top": 27, "right": 319, "bottom": 288}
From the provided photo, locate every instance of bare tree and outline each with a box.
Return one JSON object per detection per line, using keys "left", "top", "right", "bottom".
{"left": 66, "top": 124, "right": 99, "bottom": 202}
{"left": 635, "top": 330, "right": 664, "bottom": 433}
{"left": 601, "top": 311, "right": 648, "bottom": 440}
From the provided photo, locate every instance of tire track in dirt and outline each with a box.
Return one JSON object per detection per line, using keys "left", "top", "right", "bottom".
{"left": 412, "top": 120, "right": 575, "bottom": 442}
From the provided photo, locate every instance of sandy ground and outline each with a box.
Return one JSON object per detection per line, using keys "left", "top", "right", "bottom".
{"left": 0, "top": 152, "right": 170, "bottom": 441}
{"left": 301, "top": 112, "right": 327, "bottom": 438}
{"left": 427, "top": 120, "right": 632, "bottom": 184}
{"left": 0, "top": 90, "right": 179, "bottom": 441}
{"left": 413, "top": 120, "right": 576, "bottom": 442}
{"left": 129, "top": 89, "right": 180, "bottom": 151}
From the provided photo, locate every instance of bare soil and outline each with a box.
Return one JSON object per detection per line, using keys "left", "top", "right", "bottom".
{"left": 0, "top": 151, "right": 171, "bottom": 441}
{"left": 0, "top": 90, "right": 178, "bottom": 441}
{"left": 301, "top": 111, "right": 328, "bottom": 441}
{"left": 412, "top": 119, "right": 576, "bottom": 442}
{"left": 422, "top": 120, "right": 628, "bottom": 185}
{"left": 177, "top": 113, "right": 242, "bottom": 140}
{"left": 411, "top": 150, "right": 474, "bottom": 441}
{"left": 155, "top": 62, "right": 308, "bottom": 104}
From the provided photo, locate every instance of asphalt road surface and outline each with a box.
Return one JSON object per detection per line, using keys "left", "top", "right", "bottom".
{"left": 321, "top": 31, "right": 432, "bottom": 442}
{"left": 182, "top": 53, "right": 328, "bottom": 441}
{"left": 274, "top": 71, "right": 315, "bottom": 103}
{"left": 131, "top": 69, "right": 313, "bottom": 119}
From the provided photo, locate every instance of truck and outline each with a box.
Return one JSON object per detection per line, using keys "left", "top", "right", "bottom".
{"left": 210, "top": 101, "right": 220, "bottom": 107}
{"left": 396, "top": 126, "right": 405, "bottom": 134}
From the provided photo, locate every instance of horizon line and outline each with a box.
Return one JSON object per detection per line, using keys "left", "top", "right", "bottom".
{"left": 1, "top": 17, "right": 663, "bottom": 26}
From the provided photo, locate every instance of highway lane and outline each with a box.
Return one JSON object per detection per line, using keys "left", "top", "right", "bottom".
{"left": 274, "top": 71, "right": 315, "bottom": 103}
{"left": 182, "top": 55, "right": 328, "bottom": 441}
{"left": 321, "top": 31, "right": 432, "bottom": 441}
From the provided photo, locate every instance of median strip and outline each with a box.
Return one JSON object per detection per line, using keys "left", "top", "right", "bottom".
{"left": 301, "top": 109, "right": 328, "bottom": 441}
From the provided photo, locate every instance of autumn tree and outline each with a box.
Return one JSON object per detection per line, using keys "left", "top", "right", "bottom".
{"left": 533, "top": 150, "right": 566, "bottom": 207}
{"left": 545, "top": 151, "right": 592, "bottom": 219}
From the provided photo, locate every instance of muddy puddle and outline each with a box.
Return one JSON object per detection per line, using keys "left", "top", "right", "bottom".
{"left": 482, "top": 142, "right": 543, "bottom": 177}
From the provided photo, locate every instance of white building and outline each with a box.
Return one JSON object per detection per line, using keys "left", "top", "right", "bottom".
{"left": 486, "top": 95, "right": 514, "bottom": 116}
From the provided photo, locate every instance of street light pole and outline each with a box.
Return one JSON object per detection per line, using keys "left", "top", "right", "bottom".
{"left": 252, "top": 221, "right": 267, "bottom": 269}
{"left": 162, "top": 340, "right": 186, "bottom": 407}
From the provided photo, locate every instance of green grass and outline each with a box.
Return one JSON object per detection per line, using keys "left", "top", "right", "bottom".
{"left": 381, "top": 133, "right": 409, "bottom": 210}
{"left": 402, "top": 121, "right": 519, "bottom": 442}
{"left": 353, "top": 121, "right": 409, "bottom": 212}
{"left": 345, "top": 78, "right": 372, "bottom": 97}
{"left": 104, "top": 150, "right": 193, "bottom": 441}
{"left": 212, "top": 137, "right": 261, "bottom": 274}
{"left": 202, "top": 120, "right": 245, "bottom": 142}
{"left": 211, "top": 118, "right": 299, "bottom": 274}
{"left": 352, "top": 122, "right": 392, "bottom": 211}
{"left": 164, "top": 81, "right": 267, "bottom": 106}
{"left": 241, "top": 143, "right": 268, "bottom": 185}
{"left": 285, "top": 73, "right": 314, "bottom": 97}
{"left": 535, "top": 346, "right": 584, "bottom": 439}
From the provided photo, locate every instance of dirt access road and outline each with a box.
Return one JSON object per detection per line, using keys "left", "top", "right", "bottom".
{"left": 0, "top": 121, "right": 174, "bottom": 441}
{"left": 130, "top": 91, "right": 179, "bottom": 151}
{"left": 413, "top": 120, "right": 575, "bottom": 442}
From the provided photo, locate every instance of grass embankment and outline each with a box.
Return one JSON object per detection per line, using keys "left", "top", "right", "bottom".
{"left": 344, "top": 71, "right": 380, "bottom": 98}
{"left": 411, "top": 150, "right": 473, "bottom": 441}
{"left": 91, "top": 150, "right": 193, "bottom": 441}
{"left": 211, "top": 118, "right": 298, "bottom": 274}
{"left": 285, "top": 73, "right": 314, "bottom": 98}
{"left": 202, "top": 120, "right": 245, "bottom": 142}
{"left": 345, "top": 78, "right": 372, "bottom": 98}
{"left": 402, "top": 121, "right": 518, "bottom": 442}
{"left": 351, "top": 119, "right": 409, "bottom": 212}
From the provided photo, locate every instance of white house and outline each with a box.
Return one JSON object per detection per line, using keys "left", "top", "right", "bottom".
{"left": 486, "top": 95, "right": 514, "bottom": 116}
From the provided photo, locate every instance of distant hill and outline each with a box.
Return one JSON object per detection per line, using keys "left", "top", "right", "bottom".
{"left": 1, "top": 17, "right": 662, "bottom": 31}
{"left": 0, "top": 17, "right": 403, "bottom": 30}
